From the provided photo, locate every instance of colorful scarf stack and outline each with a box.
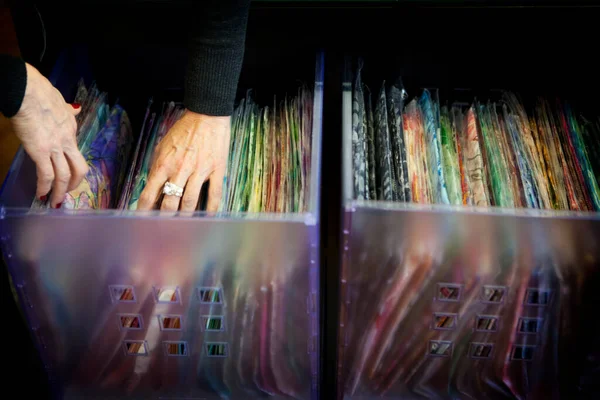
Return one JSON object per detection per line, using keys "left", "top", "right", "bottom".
{"left": 221, "top": 87, "right": 313, "bottom": 213}
{"left": 31, "top": 82, "right": 314, "bottom": 214}
{"left": 124, "top": 102, "right": 185, "bottom": 210}
{"left": 351, "top": 63, "right": 600, "bottom": 211}
{"left": 32, "top": 81, "right": 133, "bottom": 210}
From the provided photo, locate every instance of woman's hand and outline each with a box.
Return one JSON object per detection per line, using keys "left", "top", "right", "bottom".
{"left": 138, "top": 110, "right": 230, "bottom": 212}
{"left": 9, "top": 63, "right": 88, "bottom": 208}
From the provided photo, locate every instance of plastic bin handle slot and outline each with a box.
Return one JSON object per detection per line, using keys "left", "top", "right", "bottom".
{"left": 469, "top": 342, "right": 494, "bottom": 359}
{"left": 123, "top": 340, "right": 148, "bottom": 356}
{"left": 154, "top": 286, "right": 181, "bottom": 304}
{"left": 205, "top": 342, "right": 228, "bottom": 357}
{"left": 109, "top": 285, "right": 136, "bottom": 303}
{"left": 433, "top": 313, "right": 457, "bottom": 330}
{"left": 524, "top": 288, "right": 551, "bottom": 306}
{"left": 159, "top": 315, "right": 183, "bottom": 331}
{"left": 436, "top": 283, "right": 462, "bottom": 302}
{"left": 482, "top": 285, "right": 507, "bottom": 303}
{"left": 118, "top": 314, "right": 143, "bottom": 330}
{"left": 512, "top": 345, "right": 536, "bottom": 361}
{"left": 198, "top": 287, "right": 222, "bottom": 304}
{"left": 164, "top": 341, "right": 188, "bottom": 357}
{"left": 429, "top": 340, "right": 452, "bottom": 357}
{"left": 475, "top": 315, "right": 499, "bottom": 332}
{"left": 202, "top": 316, "right": 224, "bottom": 331}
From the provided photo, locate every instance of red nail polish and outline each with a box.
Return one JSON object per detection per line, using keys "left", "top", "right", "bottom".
{"left": 71, "top": 103, "right": 81, "bottom": 109}
{"left": 40, "top": 195, "right": 47, "bottom": 202}
{"left": 56, "top": 202, "right": 63, "bottom": 209}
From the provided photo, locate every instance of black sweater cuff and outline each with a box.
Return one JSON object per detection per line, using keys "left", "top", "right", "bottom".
{"left": 183, "top": 0, "right": 250, "bottom": 117}
{"left": 184, "top": 45, "right": 244, "bottom": 117}
{"left": 0, "top": 54, "right": 27, "bottom": 118}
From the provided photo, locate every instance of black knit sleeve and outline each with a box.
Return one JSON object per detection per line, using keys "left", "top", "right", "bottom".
{"left": 184, "top": 0, "right": 251, "bottom": 117}
{"left": 0, "top": 54, "right": 27, "bottom": 118}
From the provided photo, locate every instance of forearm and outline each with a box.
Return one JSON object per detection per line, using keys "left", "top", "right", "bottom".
{"left": 184, "top": 0, "right": 251, "bottom": 117}
{"left": 0, "top": 54, "right": 27, "bottom": 118}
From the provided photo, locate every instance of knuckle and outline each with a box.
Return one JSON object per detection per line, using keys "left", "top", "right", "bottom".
{"left": 36, "top": 144, "right": 51, "bottom": 156}
{"left": 174, "top": 158, "right": 185, "bottom": 171}
{"left": 62, "top": 142, "right": 76, "bottom": 153}
{"left": 73, "top": 168, "right": 86, "bottom": 180}
{"left": 181, "top": 197, "right": 196, "bottom": 210}
{"left": 139, "top": 193, "right": 151, "bottom": 205}
{"left": 50, "top": 145, "right": 62, "bottom": 155}
{"left": 40, "top": 171, "right": 54, "bottom": 182}
{"left": 161, "top": 200, "right": 176, "bottom": 210}
{"left": 57, "top": 173, "right": 71, "bottom": 185}
{"left": 180, "top": 165, "right": 193, "bottom": 177}
{"left": 155, "top": 163, "right": 169, "bottom": 176}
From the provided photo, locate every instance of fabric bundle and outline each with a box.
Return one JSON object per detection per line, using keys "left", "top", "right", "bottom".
{"left": 221, "top": 87, "right": 313, "bottom": 213}
{"left": 125, "top": 101, "right": 185, "bottom": 210}
{"left": 32, "top": 81, "right": 133, "bottom": 210}
{"left": 351, "top": 63, "right": 600, "bottom": 211}
{"left": 31, "top": 82, "right": 314, "bottom": 214}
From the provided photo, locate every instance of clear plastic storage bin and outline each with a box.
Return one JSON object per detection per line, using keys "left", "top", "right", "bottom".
{"left": 0, "top": 49, "right": 323, "bottom": 400}
{"left": 338, "top": 58, "right": 600, "bottom": 399}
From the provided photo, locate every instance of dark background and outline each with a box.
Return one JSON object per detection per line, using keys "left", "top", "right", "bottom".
{"left": 4, "top": 0, "right": 600, "bottom": 398}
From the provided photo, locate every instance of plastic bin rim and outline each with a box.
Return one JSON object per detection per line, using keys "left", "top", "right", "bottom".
{"left": 0, "top": 206, "right": 318, "bottom": 225}
{"left": 346, "top": 200, "right": 600, "bottom": 221}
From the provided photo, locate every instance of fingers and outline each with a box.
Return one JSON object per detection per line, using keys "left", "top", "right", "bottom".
{"left": 180, "top": 170, "right": 208, "bottom": 212}
{"left": 161, "top": 171, "right": 189, "bottom": 212}
{"left": 64, "top": 145, "right": 89, "bottom": 191}
{"left": 49, "top": 151, "right": 71, "bottom": 208}
{"left": 34, "top": 156, "right": 54, "bottom": 200}
{"left": 138, "top": 165, "right": 169, "bottom": 210}
{"left": 206, "top": 163, "right": 226, "bottom": 212}
{"left": 69, "top": 103, "right": 82, "bottom": 116}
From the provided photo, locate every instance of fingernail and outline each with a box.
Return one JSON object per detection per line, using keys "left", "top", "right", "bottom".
{"left": 56, "top": 202, "right": 63, "bottom": 209}
{"left": 40, "top": 195, "right": 47, "bottom": 202}
{"left": 71, "top": 103, "right": 81, "bottom": 109}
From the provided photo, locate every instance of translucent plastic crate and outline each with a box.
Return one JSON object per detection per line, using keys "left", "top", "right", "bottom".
{"left": 0, "top": 49, "right": 323, "bottom": 400}
{"left": 338, "top": 60, "right": 600, "bottom": 399}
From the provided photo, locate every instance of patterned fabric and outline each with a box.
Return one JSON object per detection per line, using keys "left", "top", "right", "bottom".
{"left": 556, "top": 101, "right": 594, "bottom": 211}
{"left": 374, "top": 85, "right": 394, "bottom": 201}
{"left": 403, "top": 100, "right": 431, "bottom": 204}
{"left": 566, "top": 103, "right": 599, "bottom": 210}
{"left": 349, "top": 61, "right": 599, "bottom": 212}
{"left": 440, "top": 106, "right": 462, "bottom": 205}
{"left": 117, "top": 101, "right": 152, "bottom": 209}
{"left": 464, "top": 107, "right": 490, "bottom": 207}
{"left": 64, "top": 105, "right": 132, "bottom": 210}
{"left": 452, "top": 107, "right": 472, "bottom": 205}
{"left": 419, "top": 90, "right": 449, "bottom": 204}
{"left": 534, "top": 99, "right": 568, "bottom": 210}
{"left": 352, "top": 60, "right": 368, "bottom": 200}
{"left": 128, "top": 103, "right": 185, "bottom": 211}
{"left": 222, "top": 88, "right": 313, "bottom": 213}
{"left": 366, "top": 88, "right": 377, "bottom": 201}
{"left": 477, "top": 103, "right": 514, "bottom": 208}
{"left": 388, "top": 78, "right": 410, "bottom": 202}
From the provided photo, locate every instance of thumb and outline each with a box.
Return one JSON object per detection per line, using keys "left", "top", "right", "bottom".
{"left": 69, "top": 103, "right": 82, "bottom": 116}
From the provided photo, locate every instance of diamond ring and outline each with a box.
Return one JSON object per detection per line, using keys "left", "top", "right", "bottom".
{"left": 163, "top": 181, "right": 184, "bottom": 198}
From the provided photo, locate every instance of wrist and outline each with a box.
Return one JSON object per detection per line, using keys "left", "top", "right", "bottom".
{"left": 183, "top": 109, "right": 230, "bottom": 122}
